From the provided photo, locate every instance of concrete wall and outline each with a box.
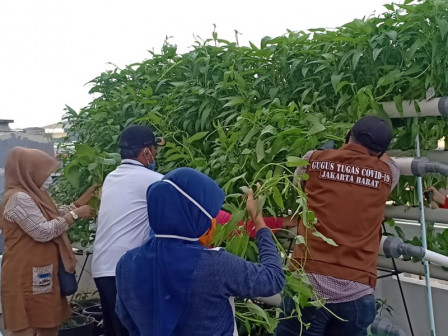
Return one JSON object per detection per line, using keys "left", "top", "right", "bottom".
{"left": 375, "top": 272, "right": 448, "bottom": 335}
{"left": 375, "top": 219, "right": 448, "bottom": 335}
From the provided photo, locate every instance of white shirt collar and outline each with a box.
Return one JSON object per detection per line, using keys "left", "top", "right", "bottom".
{"left": 121, "top": 159, "right": 144, "bottom": 166}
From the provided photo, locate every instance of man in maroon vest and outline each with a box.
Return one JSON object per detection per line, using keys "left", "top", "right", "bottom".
{"left": 276, "top": 116, "right": 400, "bottom": 336}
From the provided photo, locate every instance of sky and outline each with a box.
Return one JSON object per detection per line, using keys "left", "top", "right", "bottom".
{"left": 0, "top": 0, "right": 396, "bottom": 129}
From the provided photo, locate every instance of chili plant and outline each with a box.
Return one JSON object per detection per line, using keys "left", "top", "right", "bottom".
{"left": 53, "top": 0, "right": 448, "bottom": 333}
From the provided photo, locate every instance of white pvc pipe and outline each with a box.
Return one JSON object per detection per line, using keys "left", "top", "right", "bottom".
{"left": 391, "top": 157, "right": 414, "bottom": 176}
{"left": 379, "top": 236, "right": 388, "bottom": 254}
{"left": 388, "top": 150, "right": 448, "bottom": 165}
{"left": 424, "top": 250, "right": 448, "bottom": 268}
{"left": 385, "top": 205, "right": 448, "bottom": 225}
{"left": 377, "top": 255, "right": 448, "bottom": 282}
{"left": 380, "top": 236, "right": 448, "bottom": 268}
{"left": 381, "top": 97, "right": 448, "bottom": 118}
{"left": 254, "top": 294, "right": 282, "bottom": 307}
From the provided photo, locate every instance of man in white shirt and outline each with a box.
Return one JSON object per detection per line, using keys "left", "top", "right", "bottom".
{"left": 92, "top": 125, "right": 164, "bottom": 336}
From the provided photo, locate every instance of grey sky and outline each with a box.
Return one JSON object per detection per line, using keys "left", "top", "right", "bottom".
{"left": 1, "top": 0, "right": 393, "bottom": 129}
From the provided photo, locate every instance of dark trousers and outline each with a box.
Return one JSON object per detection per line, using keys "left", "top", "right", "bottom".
{"left": 275, "top": 294, "right": 376, "bottom": 336}
{"left": 94, "top": 276, "right": 129, "bottom": 336}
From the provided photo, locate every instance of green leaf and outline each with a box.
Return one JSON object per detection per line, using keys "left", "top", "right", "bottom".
{"left": 223, "top": 97, "right": 244, "bottom": 108}
{"left": 75, "top": 144, "right": 96, "bottom": 160}
{"left": 64, "top": 105, "right": 78, "bottom": 116}
{"left": 241, "top": 127, "right": 258, "bottom": 145}
{"left": 272, "top": 185, "right": 284, "bottom": 208}
{"left": 295, "top": 235, "right": 306, "bottom": 245}
{"left": 249, "top": 41, "right": 259, "bottom": 50}
{"left": 260, "top": 125, "right": 277, "bottom": 136}
{"left": 245, "top": 300, "right": 269, "bottom": 322}
{"left": 338, "top": 50, "right": 354, "bottom": 71}
{"left": 286, "top": 156, "right": 309, "bottom": 167}
{"left": 256, "top": 139, "right": 265, "bottom": 163}
{"left": 302, "top": 67, "right": 310, "bottom": 78}
{"left": 437, "top": 18, "right": 448, "bottom": 40}
{"left": 372, "top": 48, "right": 383, "bottom": 61}
{"left": 224, "top": 173, "right": 247, "bottom": 193}
{"left": 141, "top": 86, "right": 153, "bottom": 97}
{"left": 358, "top": 92, "right": 370, "bottom": 113}
{"left": 200, "top": 105, "right": 213, "bottom": 129}
{"left": 64, "top": 163, "right": 80, "bottom": 188}
{"left": 377, "top": 70, "right": 403, "bottom": 87}
{"left": 331, "top": 74, "right": 343, "bottom": 94}
{"left": 187, "top": 131, "right": 209, "bottom": 143}
{"left": 336, "top": 81, "right": 350, "bottom": 93}
{"left": 308, "top": 123, "right": 326, "bottom": 136}
{"left": 165, "top": 153, "right": 189, "bottom": 162}
{"left": 227, "top": 209, "right": 245, "bottom": 231}
{"left": 226, "top": 233, "right": 249, "bottom": 257}
{"left": 386, "top": 30, "right": 398, "bottom": 41}
{"left": 407, "top": 39, "right": 423, "bottom": 60}
{"left": 393, "top": 95, "right": 404, "bottom": 116}
{"left": 312, "top": 231, "right": 338, "bottom": 246}
{"left": 352, "top": 50, "right": 363, "bottom": 70}
{"left": 87, "top": 162, "right": 98, "bottom": 171}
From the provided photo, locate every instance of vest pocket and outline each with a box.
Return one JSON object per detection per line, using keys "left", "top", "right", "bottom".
{"left": 32, "top": 264, "right": 54, "bottom": 295}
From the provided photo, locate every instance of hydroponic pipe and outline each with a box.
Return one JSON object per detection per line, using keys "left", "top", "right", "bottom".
{"left": 392, "top": 157, "right": 448, "bottom": 177}
{"left": 381, "top": 97, "right": 448, "bottom": 118}
{"left": 384, "top": 205, "right": 448, "bottom": 224}
{"left": 388, "top": 150, "right": 448, "bottom": 165}
{"left": 377, "top": 255, "right": 448, "bottom": 282}
{"left": 380, "top": 236, "right": 448, "bottom": 268}
{"left": 254, "top": 294, "right": 282, "bottom": 307}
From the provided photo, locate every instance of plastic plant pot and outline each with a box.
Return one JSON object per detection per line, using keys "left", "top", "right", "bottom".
{"left": 59, "top": 315, "right": 95, "bottom": 336}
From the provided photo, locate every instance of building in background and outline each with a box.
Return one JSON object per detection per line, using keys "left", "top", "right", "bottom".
{"left": 0, "top": 119, "right": 55, "bottom": 201}
{"left": 42, "top": 122, "right": 67, "bottom": 143}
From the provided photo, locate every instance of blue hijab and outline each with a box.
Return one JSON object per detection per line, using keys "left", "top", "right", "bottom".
{"left": 115, "top": 167, "right": 225, "bottom": 336}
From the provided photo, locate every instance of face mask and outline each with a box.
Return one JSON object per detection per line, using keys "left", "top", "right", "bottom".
{"left": 147, "top": 160, "right": 156, "bottom": 171}
{"left": 198, "top": 218, "right": 217, "bottom": 246}
{"left": 155, "top": 179, "right": 217, "bottom": 247}
{"left": 41, "top": 176, "right": 53, "bottom": 190}
{"left": 146, "top": 149, "right": 156, "bottom": 171}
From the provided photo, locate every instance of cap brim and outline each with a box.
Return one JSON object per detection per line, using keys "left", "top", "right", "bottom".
{"left": 156, "top": 138, "right": 166, "bottom": 147}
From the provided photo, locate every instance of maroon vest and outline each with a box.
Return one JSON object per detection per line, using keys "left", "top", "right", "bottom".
{"left": 292, "top": 143, "right": 392, "bottom": 287}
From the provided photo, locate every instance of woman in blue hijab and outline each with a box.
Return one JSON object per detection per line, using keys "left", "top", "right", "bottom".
{"left": 115, "top": 167, "right": 285, "bottom": 336}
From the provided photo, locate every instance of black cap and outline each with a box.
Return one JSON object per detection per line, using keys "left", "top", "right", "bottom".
{"left": 119, "top": 125, "right": 165, "bottom": 149}
{"left": 351, "top": 116, "right": 392, "bottom": 152}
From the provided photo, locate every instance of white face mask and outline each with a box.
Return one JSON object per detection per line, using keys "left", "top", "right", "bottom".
{"left": 41, "top": 176, "right": 53, "bottom": 190}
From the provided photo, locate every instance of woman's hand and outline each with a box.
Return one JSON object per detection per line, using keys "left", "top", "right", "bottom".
{"left": 73, "top": 205, "right": 95, "bottom": 219}
{"left": 74, "top": 184, "right": 101, "bottom": 207}
{"left": 246, "top": 185, "right": 267, "bottom": 232}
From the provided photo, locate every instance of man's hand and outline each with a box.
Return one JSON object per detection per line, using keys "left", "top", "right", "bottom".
{"left": 428, "top": 186, "right": 446, "bottom": 205}
{"left": 74, "top": 184, "right": 101, "bottom": 207}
